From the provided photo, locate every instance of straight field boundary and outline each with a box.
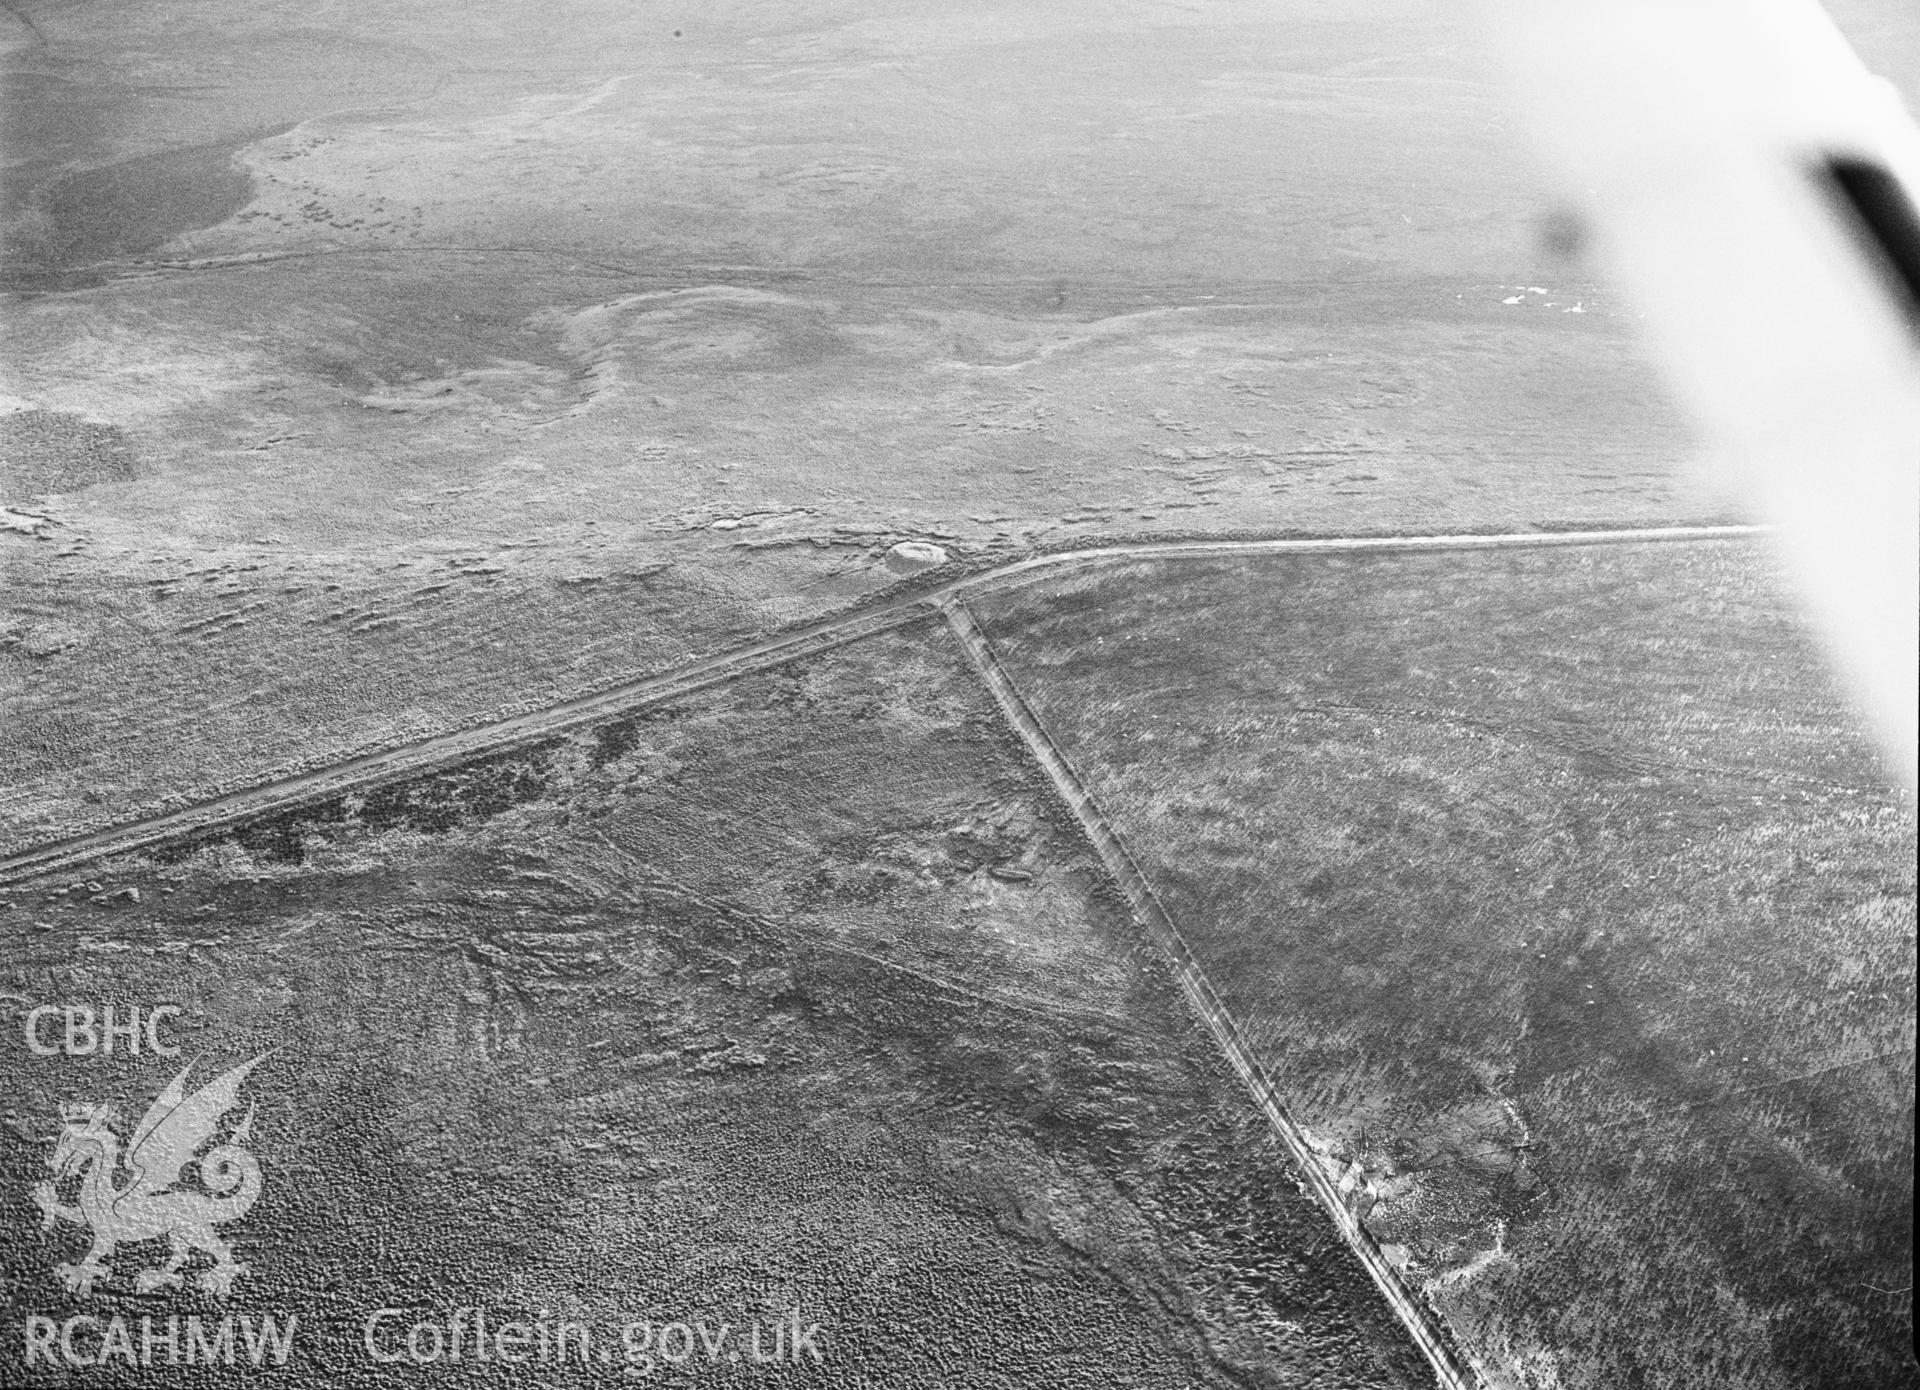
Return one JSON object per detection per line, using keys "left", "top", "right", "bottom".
{"left": 943, "top": 599, "right": 1484, "bottom": 1390}
{"left": 0, "top": 524, "right": 1767, "bottom": 885}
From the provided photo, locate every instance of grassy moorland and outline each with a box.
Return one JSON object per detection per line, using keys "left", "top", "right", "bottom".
{"left": 973, "top": 539, "right": 1916, "bottom": 1389}
{"left": 0, "top": 619, "right": 1427, "bottom": 1387}
{"left": 1, "top": 0, "right": 1723, "bottom": 854}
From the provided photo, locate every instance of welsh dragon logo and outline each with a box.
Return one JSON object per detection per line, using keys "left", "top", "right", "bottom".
{"left": 32, "top": 1055, "right": 270, "bottom": 1298}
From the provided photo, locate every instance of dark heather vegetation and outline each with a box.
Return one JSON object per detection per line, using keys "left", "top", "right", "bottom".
{"left": 0, "top": 620, "right": 1428, "bottom": 1388}
{"left": 973, "top": 539, "right": 1917, "bottom": 1390}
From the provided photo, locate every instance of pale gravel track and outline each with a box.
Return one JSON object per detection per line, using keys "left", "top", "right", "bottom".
{"left": 943, "top": 598, "right": 1484, "bottom": 1390}
{"left": 1, "top": 522, "right": 1769, "bottom": 1385}
{"left": 0, "top": 523, "right": 1766, "bottom": 886}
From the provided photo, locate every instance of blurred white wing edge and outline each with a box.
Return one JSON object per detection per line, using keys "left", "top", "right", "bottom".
{"left": 1480, "top": 0, "right": 1919, "bottom": 789}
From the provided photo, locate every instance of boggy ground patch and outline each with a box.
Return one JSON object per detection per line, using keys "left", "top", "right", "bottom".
{"left": 0, "top": 410, "right": 138, "bottom": 502}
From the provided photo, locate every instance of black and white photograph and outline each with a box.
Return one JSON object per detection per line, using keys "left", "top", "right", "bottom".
{"left": 1, "top": 0, "right": 1915, "bottom": 1385}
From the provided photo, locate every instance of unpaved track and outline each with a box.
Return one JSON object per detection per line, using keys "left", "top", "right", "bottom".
{"left": 0, "top": 523, "right": 1765, "bottom": 885}
{"left": 943, "top": 598, "right": 1483, "bottom": 1390}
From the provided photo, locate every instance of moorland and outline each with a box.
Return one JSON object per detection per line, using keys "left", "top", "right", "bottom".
{"left": 0, "top": 619, "right": 1432, "bottom": 1387}
{"left": 0, "top": 0, "right": 1740, "bottom": 854}
{"left": 4, "top": 0, "right": 1916, "bottom": 1385}
{"left": 971, "top": 538, "right": 1917, "bottom": 1388}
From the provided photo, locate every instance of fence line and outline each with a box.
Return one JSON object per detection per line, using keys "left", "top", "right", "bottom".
{"left": 943, "top": 598, "right": 1482, "bottom": 1390}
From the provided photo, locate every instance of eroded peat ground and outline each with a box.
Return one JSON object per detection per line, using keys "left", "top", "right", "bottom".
{"left": 0, "top": 618, "right": 1428, "bottom": 1388}
{"left": 970, "top": 537, "right": 1918, "bottom": 1389}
